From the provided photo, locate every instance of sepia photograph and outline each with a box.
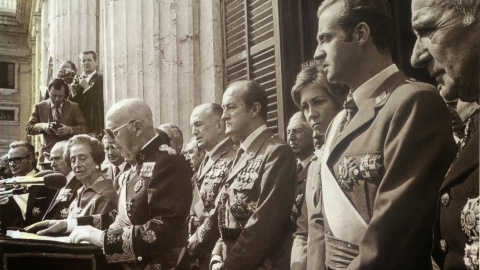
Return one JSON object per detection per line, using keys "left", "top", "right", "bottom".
{"left": 0, "top": 0, "right": 478, "bottom": 269}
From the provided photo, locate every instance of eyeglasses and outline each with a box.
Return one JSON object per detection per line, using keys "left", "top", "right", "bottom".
{"left": 104, "top": 119, "right": 137, "bottom": 138}
{"left": 6, "top": 156, "right": 29, "bottom": 165}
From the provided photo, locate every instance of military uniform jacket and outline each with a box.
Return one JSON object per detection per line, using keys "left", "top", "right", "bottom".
{"left": 291, "top": 150, "right": 325, "bottom": 270}
{"left": 189, "top": 138, "right": 237, "bottom": 258}
{"left": 43, "top": 175, "right": 83, "bottom": 220}
{"left": 432, "top": 122, "right": 479, "bottom": 269}
{"left": 210, "top": 128, "right": 297, "bottom": 270}
{"left": 77, "top": 134, "right": 192, "bottom": 269}
{"left": 323, "top": 71, "right": 457, "bottom": 269}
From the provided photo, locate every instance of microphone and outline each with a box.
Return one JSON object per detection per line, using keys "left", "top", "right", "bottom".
{"left": 0, "top": 188, "right": 27, "bottom": 196}
{"left": 0, "top": 173, "right": 66, "bottom": 189}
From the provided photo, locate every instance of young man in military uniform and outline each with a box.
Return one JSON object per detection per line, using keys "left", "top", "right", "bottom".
{"left": 313, "top": 0, "right": 457, "bottom": 268}
{"left": 26, "top": 99, "right": 193, "bottom": 269}
{"left": 42, "top": 141, "right": 82, "bottom": 220}
{"left": 209, "top": 80, "right": 297, "bottom": 270}
{"left": 411, "top": 1, "right": 480, "bottom": 269}
{"left": 188, "top": 103, "right": 237, "bottom": 270}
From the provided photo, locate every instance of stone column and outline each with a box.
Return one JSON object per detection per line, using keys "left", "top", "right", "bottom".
{"left": 101, "top": 0, "right": 224, "bottom": 143}
{"left": 47, "top": 0, "right": 99, "bottom": 74}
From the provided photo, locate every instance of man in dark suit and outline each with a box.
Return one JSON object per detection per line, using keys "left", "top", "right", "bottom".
{"left": 0, "top": 141, "right": 56, "bottom": 228}
{"left": 188, "top": 103, "right": 237, "bottom": 270}
{"left": 411, "top": 1, "right": 479, "bottom": 269}
{"left": 313, "top": 0, "right": 457, "bottom": 268}
{"left": 78, "top": 50, "right": 104, "bottom": 138}
{"left": 42, "top": 141, "right": 82, "bottom": 220}
{"left": 26, "top": 79, "right": 88, "bottom": 160}
{"left": 209, "top": 80, "right": 297, "bottom": 270}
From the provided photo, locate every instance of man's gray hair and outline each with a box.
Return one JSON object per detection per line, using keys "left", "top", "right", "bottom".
{"left": 453, "top": 0, "right": 480, "bottom": 25}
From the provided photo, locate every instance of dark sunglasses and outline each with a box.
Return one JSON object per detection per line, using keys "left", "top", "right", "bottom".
{"left": 104, "top": 119, "right": 137, "bottom": 138}
{"left": 7, "top": 156, "right": 29, "bottom": 165}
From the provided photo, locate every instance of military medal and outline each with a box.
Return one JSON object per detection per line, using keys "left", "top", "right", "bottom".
{"left": 461, "top": 196, "right": 479, "bottom": 270}
{"left": 32, "top": 207, "right": 41, "bottom": 216}
{"left": 126, "top": 197, "right": 134, "bottom": 216}
{"left": 140, "top": 162, "right": 155, "bottom": 178}
{"left": 359, "top": 153, "right": 382, "bottom": 180}
{"left": 134, "top": 179, "right": 144, "bottom": 192}
{"left": 337, "top": 156, "right": 356, "bottom": 189}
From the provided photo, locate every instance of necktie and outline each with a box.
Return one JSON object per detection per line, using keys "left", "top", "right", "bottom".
{"left": 339, "top": 92, "right": 357, "bottom": 133}
{"left": 297, "top": 162, "right": 303, "bottom": 174}
{"left": 233, "top": 148, "right": 245, "bottom": 167}
{"left": 54, "top": 106, "right": 61, "bottom": 122}
{"left": 114, "top": 166, "right": 120, "bottom": 178}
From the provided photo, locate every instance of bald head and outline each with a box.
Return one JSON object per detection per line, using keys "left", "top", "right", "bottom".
{"left": 106, "top": 98, "right": 153, "bottom": 128}
{"left": 105, "top": 98, "right": 156, "bottom": 159}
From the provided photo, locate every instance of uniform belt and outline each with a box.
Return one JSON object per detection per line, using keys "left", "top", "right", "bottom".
{"left": 325, "top": 233, "right": 359, "bottom": 269}
{"left": 219, "top": 227, "right": 242, "bottom": 241}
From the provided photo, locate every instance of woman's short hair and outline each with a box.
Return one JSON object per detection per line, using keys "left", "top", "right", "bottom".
{"left": 64, "top": 135, "right": 105, "bottom": 167}
{"left": 291, "top": 61, "right": 349, "bottom": 108}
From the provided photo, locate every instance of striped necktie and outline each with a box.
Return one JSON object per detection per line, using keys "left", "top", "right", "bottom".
{"left": 54, "top": 105, "right": 61, "bottom": 122}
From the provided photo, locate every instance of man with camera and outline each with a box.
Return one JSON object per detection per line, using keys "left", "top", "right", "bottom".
{"left": 57, "top": 61, "right": 85, "bottom": 112}
{"left": 26, "top": 78, "right": 88, "bottom": 162}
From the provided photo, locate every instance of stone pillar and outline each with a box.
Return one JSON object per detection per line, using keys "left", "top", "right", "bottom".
{"left": 101, "top": 0, "right": 223, "bottom": 145}
{"left": 47, "top": 0, "right": 98, "bottom": 74}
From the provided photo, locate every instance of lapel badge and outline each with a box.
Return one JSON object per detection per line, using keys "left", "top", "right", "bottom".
{"left": 460, "top": 196, "right": 479, "bottom": 241}
{"left": 359, "top": 153, "right": 382, "bottom": 180}
{"left": 134, "top": 179, "right": 144, "bottom": 193}
{"left": 337, "top": 156, "right": 356, "bottom": 189}
{"left": 60, "top": 207, "right": 69, "bottom": 219}
{"left": 140, "top": 162, "right": 155, "bottom": 178}
{"left": 32, "top": 207, "right": 41, "bottom": 217}
{"left": 375, "top": 91, "right": 387, "bottom": 105}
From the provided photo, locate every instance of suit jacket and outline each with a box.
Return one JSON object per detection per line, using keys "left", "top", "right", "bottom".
{"left": 291, "top": 152, "right": 323, "bottom": 270}
{"left": 77, "top": 134, "right": 192, "bottom": 269}
{"left": 81, "top": 73, "right": 104, "bottom": 136}
{"left": 323, "top": 71, "right": 456, "bottom": 269}
{"left": 43, "top": 175, "right": 83, "bottom": 220}
{"left": 432, "top": 127, "right": 479, "bottom": 270}
{"left": 210, "top": 128, "right": 297, "bottom": 270}
{"left": 26, "top": 99, "right": 88, "bottom": 156}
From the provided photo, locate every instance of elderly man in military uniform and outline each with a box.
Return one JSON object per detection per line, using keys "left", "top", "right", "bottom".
{"left": 208, "top": 80, "right": 297, "bottom": 270}
{"left": 411, "top": 1, "right": 480, "bottom": 269}
{"left": 42, "top": 141, "right": 82, "bottom": 220}
{"left": 26, "top": 98, "right": 193, "bottom": 269}
{"left": 313, "top": 0, "right": 457, "bottom": 268}
{"left": 188, "top": 103, "right": 237, "bottom": 270}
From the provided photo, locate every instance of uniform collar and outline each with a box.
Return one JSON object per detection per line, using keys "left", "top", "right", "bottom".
{"left": 206, "top": 137, "right": 230, "bottom": 158}
{"left": 352, "top": 64, "right": 398, "bottom": 109}
{"left": 136, "top": 134, "right": 168, "bottom": 162}
{"left": 240, "top": 124, "right": 268, "bottom": 151}
{"left": 299, "top": 153, "right": 315, "bottom": 169}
